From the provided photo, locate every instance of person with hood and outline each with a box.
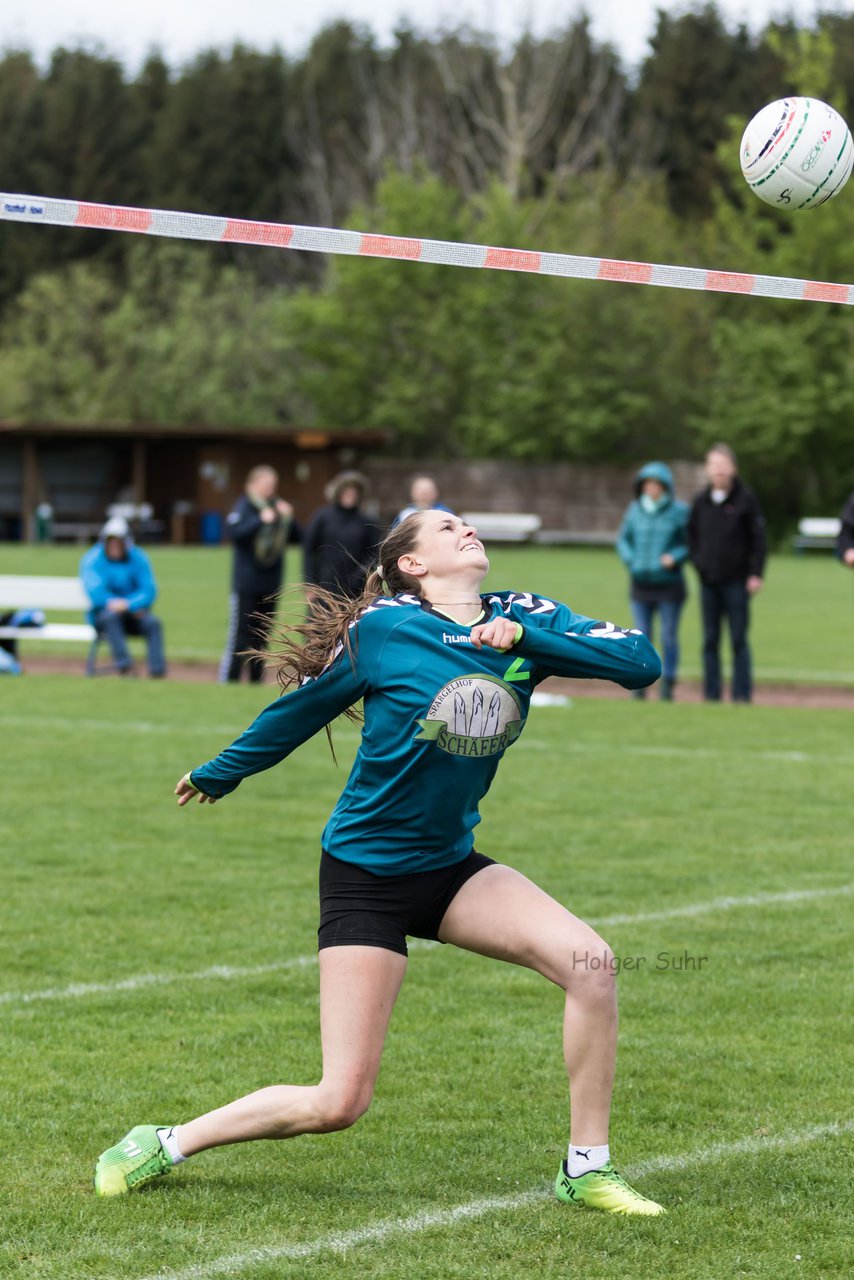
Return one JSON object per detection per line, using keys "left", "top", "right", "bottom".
{"left": 688, "top": 444, "right": 766, "bottom": 703}
{"left": 303, "top": 471, "right": 379, "bottom": 605}
{"left": 220, "top": 466, "right": 301, "bottom": 684}
{"left": 79, "top": 516, "right": 166, "bottom": 677}
{"left": 616, "top": 462, "right": 689, "bottom": 700}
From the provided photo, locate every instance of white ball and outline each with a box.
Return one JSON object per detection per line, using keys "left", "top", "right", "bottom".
{"left": 740, "top": 97, "right": 853, "bottom": 210}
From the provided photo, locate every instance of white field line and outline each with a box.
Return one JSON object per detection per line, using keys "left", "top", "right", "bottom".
{"left": 131, "top": 1119, "right": 854, "bottom": 1280}
{"left": 517, "top": 739, "right": 851, "bottom": 764}
{"left": 593, "top": 881, "right": 854, "bottom": 926}
{"left": 4, "top": 714, "right": 853, "bottom": 765}
{"left": 0, "top": 714, "right": 255, "bottom": 738}
{"left": 0, "top": 939, "right": 436, "bottom": 1007}
{"left": 3, "top": 883, "right": 851, "bottom": 1009}
{"left": 0, "top": 955, "right": 319, "bottom": 1006}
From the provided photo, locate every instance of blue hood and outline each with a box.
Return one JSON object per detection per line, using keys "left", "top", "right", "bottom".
{"left": 634, "top": 461, "right": 674, "bottom": 497}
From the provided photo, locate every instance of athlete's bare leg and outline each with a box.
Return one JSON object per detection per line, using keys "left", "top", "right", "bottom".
{"left": 176, "top": 945, "right": 407, "bottom": 1154}
{"left": 438, "top": 863, "right": 616, "bottom": 1146}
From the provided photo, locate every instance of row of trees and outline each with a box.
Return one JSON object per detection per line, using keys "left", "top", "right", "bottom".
{"left": 1, "top": 6, "right": 854, "bottom": 530}
{"left": 4, "top": 7, "right": 854, "bottom": 298}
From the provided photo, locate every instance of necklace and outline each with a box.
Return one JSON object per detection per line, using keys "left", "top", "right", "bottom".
{"left": 426, "top": 598, "right": 483, "bottom": 607}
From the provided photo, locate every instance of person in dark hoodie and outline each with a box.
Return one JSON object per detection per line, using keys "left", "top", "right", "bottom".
{"left": 220, "top": 465, "right": 301, "bottom": 684}
{"left": 80, "top": 516, "right": 166, "bottom": 677}
{"left": 302, "top": 471, "right": 379, "bottom": 607}
{"left": 688, "top": 444, "right": 766, "bottom": 703}
{"left": 616, "top": 462, "right": 689, "bottom": 701}
{"left": 837, "top": 491, "right": 854, "bottom": 571}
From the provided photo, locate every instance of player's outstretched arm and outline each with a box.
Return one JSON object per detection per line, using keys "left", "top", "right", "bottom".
{"left": 177, "top": 611, "right": 389, "bottom": 802}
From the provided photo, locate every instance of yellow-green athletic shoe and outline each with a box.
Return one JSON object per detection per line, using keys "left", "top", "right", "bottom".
{"left": 555, "top": 1160, "right": 666, "bottom": 1215}
{"left": 94, "top": 1125, "right": 174, "bottom": 1197}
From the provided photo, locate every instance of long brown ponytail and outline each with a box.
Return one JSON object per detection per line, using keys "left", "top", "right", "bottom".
{"left": 258, "top": 512, "right": 429, "bottom": 712}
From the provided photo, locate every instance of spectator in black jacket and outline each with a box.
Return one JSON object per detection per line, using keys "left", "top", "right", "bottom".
{"left": 303, "top": 471, "right": 379, "bottom": 607}
{"left": 219, "top": 466, "right": 301, "bottom": 684}
{"left": 838, "top": 492, "right": 854, "bottom": 570}
{"left": 688, "top": 444, "right": 766, "bottom": 703}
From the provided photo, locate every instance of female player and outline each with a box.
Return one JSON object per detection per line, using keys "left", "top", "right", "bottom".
{"left": 95, "top": 511, "right": 665, "bottom": 1215}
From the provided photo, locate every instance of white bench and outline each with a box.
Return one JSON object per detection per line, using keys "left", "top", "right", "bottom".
{"left": 0, "top": 575, "right": 96, "bottom": 644}
{"left": 792, "top": 517, "right": 841, "bottom": 552}
{"left": 461, "top": 512, "right": 542, "bottom": 543}
{"left": 534, "top": 529, "right": 618, "bottom": 547}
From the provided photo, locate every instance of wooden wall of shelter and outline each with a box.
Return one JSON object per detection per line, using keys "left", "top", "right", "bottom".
{"left": 0, "top": 423, "right": 387, "bottom": 543}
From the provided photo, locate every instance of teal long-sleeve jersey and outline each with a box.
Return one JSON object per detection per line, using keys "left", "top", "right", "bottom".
{"left": 190, "top": 591, "right": 661, "bottom": 874}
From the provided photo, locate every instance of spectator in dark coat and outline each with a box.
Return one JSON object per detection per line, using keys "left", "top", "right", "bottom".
{"left": 688, "top": 444, "right": 766, "bottom": 703}
{"left": 220, "top": 466, "right": 300, "bottom": 684}
{"left": 838, "top": 492, "right": 854, "bottom": 570}
{"left": 303, "top": 472, "right": 379, "bottom": 605}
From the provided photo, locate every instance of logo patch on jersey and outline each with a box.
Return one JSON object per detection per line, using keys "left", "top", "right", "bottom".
{"left": 416, "top": 674, "right": 523, "bottom": 757}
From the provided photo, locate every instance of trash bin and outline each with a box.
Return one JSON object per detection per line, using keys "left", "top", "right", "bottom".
{"left": 200, "top": 511, "right": 223, "bottom": 545}
{"left": 35, "top": 502, "right": 54, "bottom": 543}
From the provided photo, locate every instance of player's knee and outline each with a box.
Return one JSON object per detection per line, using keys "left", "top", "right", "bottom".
{"left": 563, "top": 935, "right": 617, "bottom": 1001}
{"left": 314, "top": 1083, "right": 373, "bottom": 1133}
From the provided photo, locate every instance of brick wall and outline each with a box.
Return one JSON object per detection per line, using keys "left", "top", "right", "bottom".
{"left": 362, "top": 458, "right": 705, "bottom": 531}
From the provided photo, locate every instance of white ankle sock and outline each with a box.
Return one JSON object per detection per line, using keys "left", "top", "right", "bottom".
{"left": 566, "top": 1142, "right": 609, "bottom": 1177}
{"left": 157, "top": 1126, "right": 187, "bottom": 1165}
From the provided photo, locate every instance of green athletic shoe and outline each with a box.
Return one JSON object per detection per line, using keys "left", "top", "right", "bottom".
{"left": 555, "top": 1160, "right": 666, "bottom": 1215}
{"left": 94, "top": 1125, "right": 174, "bottom": 1197}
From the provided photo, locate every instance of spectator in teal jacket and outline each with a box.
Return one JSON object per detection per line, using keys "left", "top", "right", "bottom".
{"left": 616, "top": 462, "right": 688, "bottom": 700}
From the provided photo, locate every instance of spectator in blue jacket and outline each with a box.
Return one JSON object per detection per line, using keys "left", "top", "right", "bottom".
{"left": 80, "top": 516, "right": 166, "bottom": 677}
{"left": 616, "top": 462, "right": 689, "bottom": 700}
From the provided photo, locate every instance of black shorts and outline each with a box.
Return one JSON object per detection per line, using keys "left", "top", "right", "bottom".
{"left": 318, "top": 849, "right": 496, "bottom": 957}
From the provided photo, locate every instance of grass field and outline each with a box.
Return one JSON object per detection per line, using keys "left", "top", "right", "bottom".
{"left": 1, "top": 669, "right": 852, "bottom": 1279}
{"left": 2, "top": 541, "right": 854, "bottom": 683}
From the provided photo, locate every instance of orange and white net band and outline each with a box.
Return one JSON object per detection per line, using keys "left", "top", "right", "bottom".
{"left": 1, "top": 191, "right": 852, "bottom": 306}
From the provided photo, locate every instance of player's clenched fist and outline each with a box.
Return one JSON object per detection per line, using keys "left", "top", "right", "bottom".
{"left": 469, "top": 618, "right": 522, "bottom": 652}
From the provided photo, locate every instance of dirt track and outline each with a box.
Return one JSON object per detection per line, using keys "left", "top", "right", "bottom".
{"left": 16, "top": 653, "right": 854, "bottom": 709}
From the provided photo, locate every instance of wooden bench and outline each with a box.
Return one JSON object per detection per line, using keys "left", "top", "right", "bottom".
{"left": 0, "top": 575, "right": 96, "bottom": 648}
{"left": 461, "top": 513, "right": 542, "bottom": 543}
{"left": 792, "top": 517, "right": 841, "bottom": 552}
